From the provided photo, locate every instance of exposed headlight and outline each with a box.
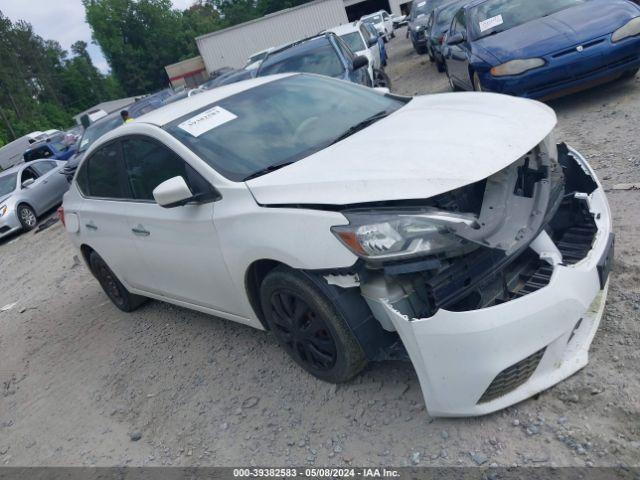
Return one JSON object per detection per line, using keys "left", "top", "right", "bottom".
{"left": 331, "top": 209, "right": 478, "bottom": 262}
{"left": 0, "top": 205, "right": 7, "bottom": 217}
{"left": 490, "top": 58, "right": 545, "bottom": 76}
{"left": 612, "top": 17, "right": 640, "bottom": 42}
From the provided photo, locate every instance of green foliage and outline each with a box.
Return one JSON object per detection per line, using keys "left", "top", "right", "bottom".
{"left": 84, "top": 0, "right": 225, "bottom": 95}
{"left": 84, "top": 0, "right": 315, "bottom": 96}
{"left": 0, "top": 10, "right": 124, "bottom": 144}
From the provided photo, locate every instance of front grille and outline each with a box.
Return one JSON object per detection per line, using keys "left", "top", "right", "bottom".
{"left": 552, "top": 39, "right": 605, "bottom": 58}
{"left": 478, "top": 348, "right": 546, "bottom": 404}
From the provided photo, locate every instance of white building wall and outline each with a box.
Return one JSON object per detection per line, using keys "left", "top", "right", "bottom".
{"left": 196, "top": 0, "right": 349, "bottom": 73}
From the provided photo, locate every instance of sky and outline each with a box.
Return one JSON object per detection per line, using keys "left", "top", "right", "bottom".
{"left": 0, "top": 0, "right": 197, "bottom": 73}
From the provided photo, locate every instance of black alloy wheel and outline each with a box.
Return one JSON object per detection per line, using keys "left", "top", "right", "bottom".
{"left": 269, "top": 290, "right": 337, "bottom": 371}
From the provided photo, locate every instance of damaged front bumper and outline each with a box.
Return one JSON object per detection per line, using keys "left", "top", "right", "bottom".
{"left": 369, "top": 146, "right": 612, "bottom": 417}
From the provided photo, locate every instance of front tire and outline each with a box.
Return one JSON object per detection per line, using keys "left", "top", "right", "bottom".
{"left": 260, "top": 267, "right": 368, "bottom": 383}
{"left": 472, "top": 71, "right": 483, "bottom": 91}
{"left": 373, "top": 68, "right": 392, "bottom": 89}
{"left": 17, "top": 204, "right": 37, "bottom": 231}
{"left": 89, "top": 251, "right": 147, "bottom": 312}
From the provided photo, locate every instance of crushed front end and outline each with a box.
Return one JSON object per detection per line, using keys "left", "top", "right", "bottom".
{"left": 334, "top": 141, "right": 612, "bottom": 417}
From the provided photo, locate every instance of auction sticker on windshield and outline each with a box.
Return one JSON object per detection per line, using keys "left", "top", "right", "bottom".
{"left": 178, "top": 106, "right": 237, "bottom": 137}
{"left": 479, "top": 14, "right": 503, "bottom": 32}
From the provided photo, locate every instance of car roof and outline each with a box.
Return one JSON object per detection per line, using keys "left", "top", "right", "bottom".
{"left": 0, "top": 159, "right": 51, "bottom": 176}
{"left": 135, "top": 74, "right": 294, "bottom": 127}
{"left": 328, "top": 22, "right": 362, "bottom": 36}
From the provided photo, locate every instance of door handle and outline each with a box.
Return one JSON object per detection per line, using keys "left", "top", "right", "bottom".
{"left": 131, "top": 226, "right": 150, "bottom": 237}
{"left": 85, "top": 222, "right": 98, "bottom": 231}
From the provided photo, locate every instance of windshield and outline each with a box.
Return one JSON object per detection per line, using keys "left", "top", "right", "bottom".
{"left": 248, "top": 51, "right": 269, "bottom": 64}
{"left": 340, "top": 32, "right": 366, "bottom": 53}
{"left": 411, "top": 1, "right": 430, "bottom": 19}
{"left": 470, "top": 0, "right": 586, "bottom": 39}
{"left": 363, "top": 15, "right": 382, "bottom": 25}
{"left": 258, "top": 41, "right": 344, "bottom": 77}
{"left": 78, "top": 116, "right": 124, "bottom": 153}
{"left": 165, "top": 75, "right": 405, "bottom": 182}
{"left": 0, "top": 173, "right": 17, "bottom": 196}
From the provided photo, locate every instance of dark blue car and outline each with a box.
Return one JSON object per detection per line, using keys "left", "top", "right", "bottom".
{"left": 257, "top": 33, "right": 372, "bottom": 87}
{"left": 443, "top": 0, "right": 640, "bottom": 99}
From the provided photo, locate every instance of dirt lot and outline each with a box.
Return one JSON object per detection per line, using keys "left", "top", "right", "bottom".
{"left": 1, "top": 29, "right": 639, "bottom": 468}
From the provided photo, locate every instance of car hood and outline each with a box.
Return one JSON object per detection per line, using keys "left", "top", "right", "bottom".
{"left": 246, "top": 92, "right": 557, "bottom": 206}
{"left": 475, "top": 0, "right": 639, "bottom": 63}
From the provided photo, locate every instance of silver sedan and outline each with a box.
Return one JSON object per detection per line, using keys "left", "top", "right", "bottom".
{"left": 0, "top": 160, "right": 70, "bottom": 239}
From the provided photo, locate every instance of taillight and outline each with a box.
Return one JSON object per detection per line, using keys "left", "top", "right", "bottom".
{"left": 57, "top": 206, "right": 65, "bottom": 227}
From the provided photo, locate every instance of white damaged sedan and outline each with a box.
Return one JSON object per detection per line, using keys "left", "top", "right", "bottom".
{"left": 61, "top": 73, "right": 613, "bottom": 417}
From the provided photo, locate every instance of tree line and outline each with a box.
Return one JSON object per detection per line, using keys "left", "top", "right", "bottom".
{"left": 0, "top": 0, "right": 313, "bottom": 148}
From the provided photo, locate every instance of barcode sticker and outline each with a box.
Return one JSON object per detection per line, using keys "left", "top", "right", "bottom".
{"left": 178, "top": 106, "right": 237, "bottom": 137}
{"left": 479, "top": 14, "right": 503, "bottom": 32}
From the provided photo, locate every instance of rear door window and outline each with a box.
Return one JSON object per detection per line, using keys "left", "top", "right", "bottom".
{"left": 80, "top": 142, "right": 128, "bottom": 199}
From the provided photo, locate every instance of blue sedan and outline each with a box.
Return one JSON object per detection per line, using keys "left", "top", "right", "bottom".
{"left": 443, "top": 0, "right": 640, "bottom": 100}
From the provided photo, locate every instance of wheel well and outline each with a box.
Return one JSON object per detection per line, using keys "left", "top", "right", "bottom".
{"left": 16, "top": 202, "right": 35, "bottom": 215}
{"left": 245, "top": 259, "right": 286, "bottom": 330}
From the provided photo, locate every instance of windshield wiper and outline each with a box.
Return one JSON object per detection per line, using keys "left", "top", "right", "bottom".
{"left": 243, "top": 162, "right": 295, "bottom": 181}
{"left": 330, "top": 111, "right": 391, "bottom": 145}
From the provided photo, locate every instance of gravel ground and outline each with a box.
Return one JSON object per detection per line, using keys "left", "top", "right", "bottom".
{"left": 1, "top": 29, "right": 639, "bottom": 468}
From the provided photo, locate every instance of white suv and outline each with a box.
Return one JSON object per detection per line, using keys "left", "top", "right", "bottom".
{"left": 361, "top": 10, "right": 395, "bottom": 42}
{"left": 327, "top": 21, "right": 384, "bottom": 86}
{"left": 62, "top": 73, "right": 613, "bottom": 417}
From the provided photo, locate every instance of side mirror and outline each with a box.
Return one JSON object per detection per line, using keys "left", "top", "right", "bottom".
{"left": 353, "top": 55, "right": 369, "bottom": 70}
{"left": 153, "top": 176, "right": 194, "bottom": 208}
{"left": 447, "top": 32, "right": 465, "bottom": 46}
{"left": 367, "top": 36, "right": 378, "bottom": 47}
{"left": 22, "top": 178, "right": 35, "bottom": 188}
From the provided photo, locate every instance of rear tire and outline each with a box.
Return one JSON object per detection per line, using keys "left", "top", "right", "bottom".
{"left": 621, "top": 67, "right": 639, "bottom": 80}
{"left": 17, "top": 204, "right": 37, "bottom": 231}
{"left": 89, "top": 251, "right": 147, "bottom": 312}
{"left": 414, "top": 44, "right": 427, "bottom": 54}
{"left": 260, "top": 266, "right": 368, "bottom": 384}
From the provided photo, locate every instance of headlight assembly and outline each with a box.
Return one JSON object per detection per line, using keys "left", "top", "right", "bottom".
{"left": 0, "top": 205, "right": 7, "bottom": 217}
{"left": 331, "top": 209, "right": 479, "bottom": 262}
{"left": 490, "top": 58, "right": 545, "bottom": 76}
{"left": 612, "top": 16, "right": 640, "bottom": 42}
